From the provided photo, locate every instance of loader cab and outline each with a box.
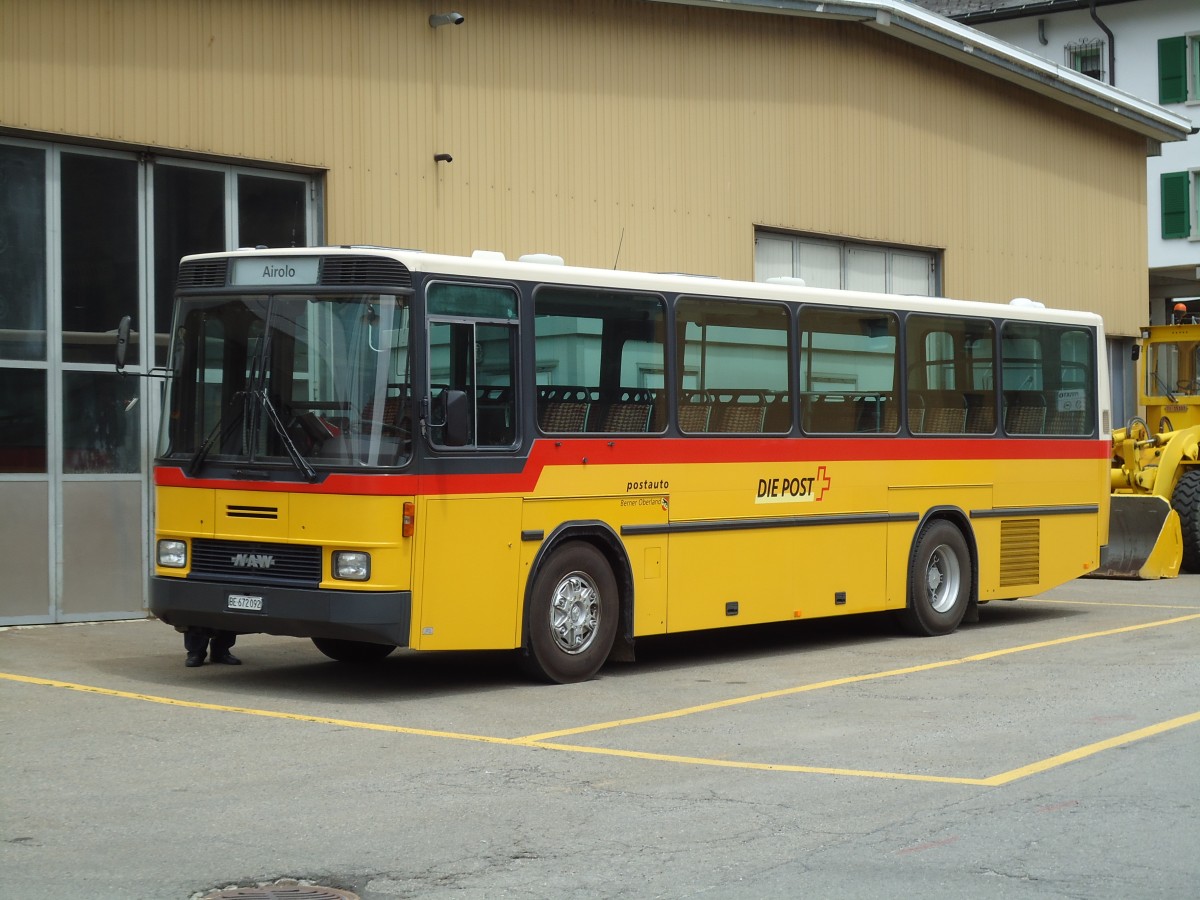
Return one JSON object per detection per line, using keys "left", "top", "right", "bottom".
{"left": 1140, "top": 322, "right": 1200, "bottom": 433}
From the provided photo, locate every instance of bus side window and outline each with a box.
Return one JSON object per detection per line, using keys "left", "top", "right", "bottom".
{"left": 906, "top": 315, "right": 996, "bottom": 437}
{"left": 798, "top": 307, "right": 898, "bottom": 434}
{"left": 677, "top": 296, "right": 790, "bottom": 435}
{"left": 1001, "top": 320, "right": 1070, "bottom": 436}
{"left": 426, "top": 282, "right": 519, "bottom": 450}
{"left": 533, "top": 287, "right": 667, "bottom": 435}
{"left": 1045, "top": 329, "right": 1094, "bottom": 436}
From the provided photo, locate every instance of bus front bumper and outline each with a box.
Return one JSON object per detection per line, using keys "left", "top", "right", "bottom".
{"left": 149, "top": 576, "right": 412, "bottom": 647}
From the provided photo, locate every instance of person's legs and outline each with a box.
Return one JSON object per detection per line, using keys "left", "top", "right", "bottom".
{"left": 209, "top": 631, "right": 241, "bottom": 665}
{"left": 183, "top": 629, "right": 209, "bottom": 667}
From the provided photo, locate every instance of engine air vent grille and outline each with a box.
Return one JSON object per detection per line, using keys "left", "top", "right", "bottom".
{"left": 319, "top": 255, "right": 412, "bottom": 289}
{"left": 999, "top": 519, "right": 1040, "bottom": 587}
{"left": 226, "top": 504, "right": 279, "bottom": 520}
{"left": 177, "top": 259, "right": 230, "bottom": 289}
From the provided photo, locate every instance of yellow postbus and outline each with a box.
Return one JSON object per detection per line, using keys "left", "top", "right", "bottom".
{"left": 146, "top": 247, "right": 1110, "bottom": 682}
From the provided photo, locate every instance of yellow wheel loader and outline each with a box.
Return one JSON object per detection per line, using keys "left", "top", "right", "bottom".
{"left": 1097, "top": 318, "right": 1200, "bottom": 579}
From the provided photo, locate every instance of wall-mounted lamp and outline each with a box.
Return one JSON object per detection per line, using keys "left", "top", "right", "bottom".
{"left": 434, "top": 153, "right": 453, "bottom": 163}
{"left": 429, "top": 12, "right": 464, "bottom": 28}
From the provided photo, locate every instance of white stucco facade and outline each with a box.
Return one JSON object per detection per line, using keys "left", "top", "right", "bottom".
{"left": 973, "top": 0, "right": 1199, "bottom": 313}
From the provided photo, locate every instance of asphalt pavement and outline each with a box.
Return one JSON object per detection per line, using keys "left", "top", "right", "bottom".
{"left": 2, "top": 574, "right": 1198, "bottom": 899}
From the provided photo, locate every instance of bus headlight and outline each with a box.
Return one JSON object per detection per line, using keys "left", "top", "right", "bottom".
{"left": 157, "top": 539, "right": 187, "bottom": 568}
{"left": 333, "top": 551, "right": 371, "bottom": 581}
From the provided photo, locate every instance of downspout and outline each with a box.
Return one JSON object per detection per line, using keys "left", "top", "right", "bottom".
{"left": 1089, "top": 0, "right": 1115, "bottom": 85}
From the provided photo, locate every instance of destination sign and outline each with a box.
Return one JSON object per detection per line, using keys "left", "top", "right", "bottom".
{"left": 231, "top": 256, "right": 320, "bottom": 286}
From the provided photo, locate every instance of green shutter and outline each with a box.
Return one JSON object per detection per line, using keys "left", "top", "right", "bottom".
{"left": 1161, "top": 172, "right": 1191, "bottom": 240}
{"left": 1159, "top": 37, "right": 1187, "bottom": 104}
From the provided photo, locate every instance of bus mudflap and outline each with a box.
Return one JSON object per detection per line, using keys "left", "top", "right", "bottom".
{"left": 1092, "top": 495, "right": 1183, "bottom": 580}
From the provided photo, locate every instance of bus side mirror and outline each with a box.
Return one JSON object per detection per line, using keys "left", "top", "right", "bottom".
{"left": 115, "top": 316, "right": 132, "bottom": 370}
{"left": 442, "top": 389, "right": 470, "bottom": 446}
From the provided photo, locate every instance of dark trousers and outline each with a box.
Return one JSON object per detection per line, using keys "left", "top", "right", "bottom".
{"left": 184, "top": 628, "right": 236, "bottom": 657}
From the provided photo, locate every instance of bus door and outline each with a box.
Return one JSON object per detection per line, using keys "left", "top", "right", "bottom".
{"left": 415, "top": 282, "right": 525, "bottom": 650}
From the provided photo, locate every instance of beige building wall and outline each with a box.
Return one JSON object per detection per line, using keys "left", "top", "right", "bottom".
{"left": 1, "top": 0, "right": 1150, "bottom": 334}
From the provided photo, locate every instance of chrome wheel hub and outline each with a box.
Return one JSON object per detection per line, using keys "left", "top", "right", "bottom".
{"left": 925, "top": 545, "right": 961, "bottom": 613}
{"left": 549, "top": 570, "right": 600, "bottom": 654}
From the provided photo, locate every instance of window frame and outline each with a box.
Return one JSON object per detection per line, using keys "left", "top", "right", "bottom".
{"left": 1065, "top": 38, "right": 1105, "bottom": 81}
{"left": 755, "top": 231, "right": 940, "bottom": 297}
{"left": 674, "top": 294, "right": 793, "bottom": 435}
{"left": 531, "top": 285, "right": 668, "bottom": 435}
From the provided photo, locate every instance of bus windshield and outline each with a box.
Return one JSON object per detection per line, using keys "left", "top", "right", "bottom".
{"left": 160, "top": 293, "right": 412, "bottom": 471}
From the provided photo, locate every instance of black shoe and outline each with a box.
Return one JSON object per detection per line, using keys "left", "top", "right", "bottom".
{"left": 185, "top": 653, "right": 205, "bottom": 667}
{"left": 211, "top": 652, "right": 241, "bottom": 665}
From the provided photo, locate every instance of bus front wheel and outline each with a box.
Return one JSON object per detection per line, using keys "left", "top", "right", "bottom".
{"left": 898, "top": 520, "right": 971, "bottom": 636}
{"left": 521, "top": 542, "right": 618, "bottom": 684}
{"left": 311, "top": 637, "right": 396, "bottom": 664}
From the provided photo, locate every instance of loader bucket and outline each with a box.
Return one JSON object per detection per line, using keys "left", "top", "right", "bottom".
{"left": 1091, "top": 495, "right": 1183, "bottom": 579}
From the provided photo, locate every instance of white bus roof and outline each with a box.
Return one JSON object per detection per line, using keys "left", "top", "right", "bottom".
{"left": 185, "top": 245, "right": 1105, "bottom": 330}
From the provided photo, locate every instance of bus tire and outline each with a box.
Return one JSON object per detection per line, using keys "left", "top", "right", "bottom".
{"left": 1171, "top": 468, "right": 1200, "bottom": 573}
{"left": 521, "top": 542, "right": 618, "bottom": 684}
{"left": 898, "top": 519, "right": 971, "bottom": 637}
{"left": 311, "top": 637, "right": 396, "bottom": 664}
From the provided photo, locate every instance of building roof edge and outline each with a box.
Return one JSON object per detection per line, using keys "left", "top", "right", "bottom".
{"left": 647, "top": 0, "right": 1192, "bottom": 143}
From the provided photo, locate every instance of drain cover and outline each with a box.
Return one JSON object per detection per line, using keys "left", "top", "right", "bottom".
{"left": 200, "top": 885, "right": 358, "bottom": 900}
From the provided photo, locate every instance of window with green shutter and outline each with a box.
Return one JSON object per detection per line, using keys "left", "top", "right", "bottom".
{"left": 1158, "top": 36, "right": 1187, "bottom": 104}
{"left": 1161, "top": 172, "right": 1191, "bottom": 240}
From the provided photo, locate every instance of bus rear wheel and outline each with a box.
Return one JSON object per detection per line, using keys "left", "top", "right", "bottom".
{"left": 521, "top": 542, "right": 618, "bottom": 684}
{"left": 897, "top": 519, "right": 971, "bottom": 636}
{"left": 311, "top": 637, "right": 396, "bottom": 664}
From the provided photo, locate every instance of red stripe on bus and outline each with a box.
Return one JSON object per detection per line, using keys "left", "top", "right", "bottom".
{"left": 155, "top": 436, "right": 1109, "bottom": 496}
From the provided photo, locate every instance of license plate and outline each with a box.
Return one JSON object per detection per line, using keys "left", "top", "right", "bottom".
{"left": 227, "top": 593, "right": 264, "bottom": 612}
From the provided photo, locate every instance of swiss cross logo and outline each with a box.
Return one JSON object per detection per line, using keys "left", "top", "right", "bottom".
{"left": 814, "top": 465, "right": 831, "bottom": 501}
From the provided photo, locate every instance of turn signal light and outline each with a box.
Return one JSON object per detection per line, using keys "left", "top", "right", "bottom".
{"left": 402, "top": 501, "right": 415, "bottom": 538}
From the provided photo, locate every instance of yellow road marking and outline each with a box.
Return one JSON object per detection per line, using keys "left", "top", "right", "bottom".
{"left": 509, "top": 741, "right": 993, "bottom": 785}
{"left": 0, "top": 671, "right": 992, "bottom": 785}
{"left": 3, "top": 612, "right": 1198, "bottom": 786}
{"left": 520, "top": 613, "right": 1200, "bottom": 741}
{"left": 981, "top": 710, "right": 1200, "bottom": 786}
{"left": 1026, "top": 598, "right": 1198, "bottom": 610}
{"left": 0, "top": 673, "right": 514, "bottom": 746}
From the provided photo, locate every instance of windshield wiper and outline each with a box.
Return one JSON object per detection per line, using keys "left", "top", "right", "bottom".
{"left": 183, "top": 309, "right": 317, "bottom": 482}
{"left": 240, "top": 323, "right": 317, "bottom": 482}
{"left": 185, "top": 389, "right": 318, "bottom": 482}
{"left": 187, "top": 391, "right": 248, "bottom": 477}
{"left": 251, "top": 388, "right": 319, "bottom": 483}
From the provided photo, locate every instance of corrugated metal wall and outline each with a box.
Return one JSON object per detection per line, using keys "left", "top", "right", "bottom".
{"left": 0, "top": 0, "right": 1149, "bottom": 333}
